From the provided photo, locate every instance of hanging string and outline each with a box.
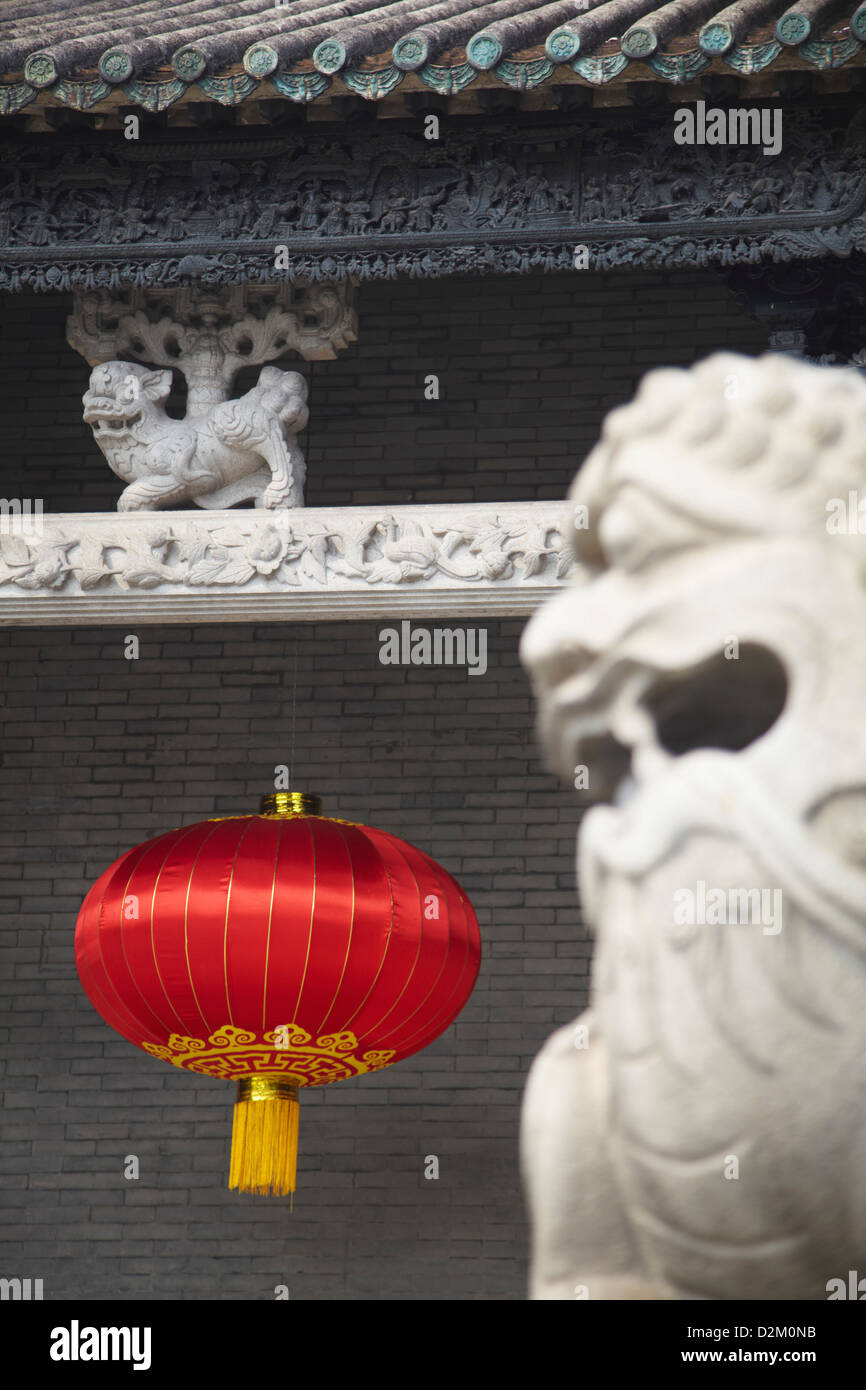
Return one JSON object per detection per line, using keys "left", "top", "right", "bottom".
{"left": 285, "top": 356, "right": 313, "bottom": 800}
{"left": 288, "top": 635, "right": 298, "bottom": 793}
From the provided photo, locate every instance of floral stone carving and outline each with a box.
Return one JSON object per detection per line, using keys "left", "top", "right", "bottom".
{"left": 520, "top": 352, "right": 866, "bottom": 1300}
{"left": 0, "top": 502, "right": 572, "bottom": 623}
{"left": 66, "top": 284, "right": 357, "bottom": 511}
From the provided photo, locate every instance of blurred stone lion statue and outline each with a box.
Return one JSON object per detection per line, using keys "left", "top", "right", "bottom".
{"left": 520, "top": 352, "right": 866, "bottom": 1300}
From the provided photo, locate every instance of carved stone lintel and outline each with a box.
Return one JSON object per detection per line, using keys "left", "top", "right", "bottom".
{"left": 0, "top": 501, "right": 574, "bottom": 625}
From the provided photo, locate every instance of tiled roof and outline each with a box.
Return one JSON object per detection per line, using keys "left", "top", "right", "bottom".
{"left": 1, "top": 0, "right": 864, "bottom": 116}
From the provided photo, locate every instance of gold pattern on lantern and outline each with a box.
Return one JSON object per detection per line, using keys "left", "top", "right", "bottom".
{"left": 141, "top": 1022, "right": 396, "bottom": 1085}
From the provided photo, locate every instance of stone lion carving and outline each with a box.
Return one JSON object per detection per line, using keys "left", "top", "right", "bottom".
{"left": 82, "top": 361, "right": 309, "bottom": 511}
{"left": 520, "top": 351, "right": 866, "bottom": 1300}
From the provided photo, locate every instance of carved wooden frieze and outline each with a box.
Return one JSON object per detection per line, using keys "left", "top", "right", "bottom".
{"left": 1, "top": 109, "right": 864, "bottom": 289}
{"left": 0, "top": 502, "right": 574, "bottom": 624}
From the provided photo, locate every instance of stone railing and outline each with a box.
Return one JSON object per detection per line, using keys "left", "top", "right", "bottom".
{"left": 0, "top": 501, "right": 575, "bottom": 625}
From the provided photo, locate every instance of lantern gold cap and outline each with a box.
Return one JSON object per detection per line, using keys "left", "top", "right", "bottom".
{"left": 260, "top": 791, "right": 322, "bottom": 817}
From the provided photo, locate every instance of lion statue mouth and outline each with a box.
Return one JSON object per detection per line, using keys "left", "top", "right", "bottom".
{"left": 84, "top": 404, "right": 144, "bottom": 436}
{"left": 524, "top": 552, "right": 791, "bottom": 816}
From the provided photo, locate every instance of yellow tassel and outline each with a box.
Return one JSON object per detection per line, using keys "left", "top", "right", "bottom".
{"left": 229, "top": 1076, "right": 299, "bottom": 1199}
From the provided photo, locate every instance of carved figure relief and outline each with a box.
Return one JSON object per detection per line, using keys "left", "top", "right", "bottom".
{"left": 1, "top": 111, "right": 864, "bottom": 289}
{"left": 520, "top": 352, "right": 866, "bottom": 1300}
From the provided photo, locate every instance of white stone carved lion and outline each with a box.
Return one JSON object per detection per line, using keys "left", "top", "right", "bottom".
{"left": 520, "top": 351, "right": 866, "bottom": 1300}
{"left": 82, "top": 361, "right": 309, "bottom": 511}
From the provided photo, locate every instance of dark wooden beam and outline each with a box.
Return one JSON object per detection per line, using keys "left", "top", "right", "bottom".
{"left": 476, "top": 88, "right": 522, "bottom": 116}
{"left": 185, "top": 101, "right": 236, "bottom": 129}
{"left": 328, "top": 95, "right": 376, "bottom": 122}
{"left": 699, "top": 72, "right": 744, "bottom": 101}
{"left": 625, "top": 80, "right": 669, "bottom": 108}
{"left": 551, "top": 84, "right": 594, "bottom": 112}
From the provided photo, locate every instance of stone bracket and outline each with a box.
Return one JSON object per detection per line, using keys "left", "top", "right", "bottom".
{"left": 66, "top": 283, "right": 357, "bottom": 374}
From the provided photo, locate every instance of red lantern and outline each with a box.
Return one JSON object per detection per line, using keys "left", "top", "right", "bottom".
{"left": 75, "top": 792, "right": 480, "bottom": 1197}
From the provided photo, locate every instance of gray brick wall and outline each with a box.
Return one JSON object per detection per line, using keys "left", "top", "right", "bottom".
{"left": 0, "top": 267, "right": 768, "bottom": 1299}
